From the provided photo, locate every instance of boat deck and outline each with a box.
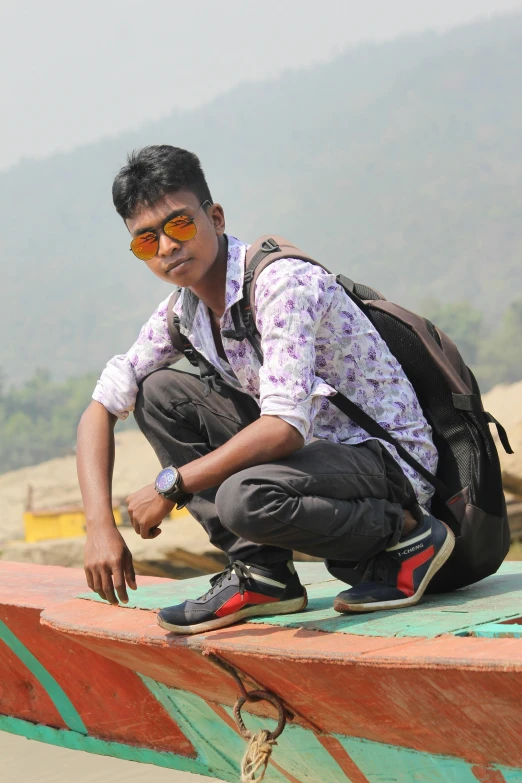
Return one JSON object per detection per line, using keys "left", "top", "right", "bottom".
{"left": 76, "top": 560, "right": 522, "bottom": 640}
{"left": 2, "top": 560, "right": 522, "bottom": 782}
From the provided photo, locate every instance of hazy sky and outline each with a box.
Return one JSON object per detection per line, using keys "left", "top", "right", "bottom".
{"left": 1, "top": 0, "right": 521, "bottom": 171}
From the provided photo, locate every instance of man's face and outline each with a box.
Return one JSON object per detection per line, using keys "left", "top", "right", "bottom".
{"left": 126, "top": 189, "right": 225, "bottom": 287}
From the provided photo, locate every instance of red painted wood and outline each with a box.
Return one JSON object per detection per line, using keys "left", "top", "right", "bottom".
{"left": 471, "top": 767, "right": 507, "bottom": 782}
{"left": 217, "top": 649, "right": 522, "bottom": 768}
{"left": 316, "top": 735, "right": 371, "bottom": 783}
{"left": 0, "top": 562, "right": 159, "bottom": 609}
{"left": 0, "top": 563, "right": 87, "bottom": 609}
{"left": 42, "top": 597, "right": 522, "bottom": 767}
{"left": 1, "top": 603, "right": 195, "bottom": 757}
{"left": 0, "top": 617, "right": 66, "bottom": 728}
{"left": 4, "top": 563, "right": 521, "bottom": 771}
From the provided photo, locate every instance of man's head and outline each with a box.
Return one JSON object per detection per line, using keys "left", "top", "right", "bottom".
{"left": 113, "top": 145, "right": 226, "bottom": 287}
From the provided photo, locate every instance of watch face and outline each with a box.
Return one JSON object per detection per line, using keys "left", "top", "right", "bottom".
{"left": 156, "top": 467, "right": 178, "bottom": 494}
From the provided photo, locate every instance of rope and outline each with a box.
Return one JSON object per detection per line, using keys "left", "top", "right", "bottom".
{"left": 206, "top": 653, "right": 287, "bottom": 783}
{"left": 240, "top": 730, "right": 276, "bottom": 783}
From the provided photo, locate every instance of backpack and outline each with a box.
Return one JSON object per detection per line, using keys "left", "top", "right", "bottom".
{"left": 167, "top": 236, "right": 513, "bottom": 592}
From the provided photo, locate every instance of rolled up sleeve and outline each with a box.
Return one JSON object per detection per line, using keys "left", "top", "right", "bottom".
{"left": 254, "top": 259, "right": 337, "bottom": 443}
{"left": 92, "top": 295, "right": 181, "bottom": 419}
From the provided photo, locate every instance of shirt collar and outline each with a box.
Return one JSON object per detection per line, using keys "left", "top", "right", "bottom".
{"left": 172, "top": 235, "right": 247, "bottom": 330}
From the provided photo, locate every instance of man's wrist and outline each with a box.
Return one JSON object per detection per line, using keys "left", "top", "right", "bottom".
{"left": 84, "top": 510, "right": 118, "bottom": 533}
{"left": 159, "top": 495, "right": 175, "bottom": 512}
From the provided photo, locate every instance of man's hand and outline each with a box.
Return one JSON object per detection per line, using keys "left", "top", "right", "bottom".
{"left": 126, "top": 484, "right": 174, "bottom": 540}
{"left": 84, "top": 523, "right": 136, "bottom": 605}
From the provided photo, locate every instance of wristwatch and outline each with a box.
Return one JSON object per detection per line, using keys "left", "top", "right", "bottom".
{"left": 155, "top": 466, "right": 193, "bottom": 509}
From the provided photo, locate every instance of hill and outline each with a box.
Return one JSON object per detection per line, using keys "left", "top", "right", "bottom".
{"left": 1, "top": 13, "right": 522, "bottom": 384}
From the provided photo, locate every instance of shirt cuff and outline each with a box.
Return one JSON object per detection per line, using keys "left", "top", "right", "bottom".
{"left": 92, "top": 355, "right": 140, "bottom": 420}
{"left": 260, "top": 379, "right": 336, "bottom": 443}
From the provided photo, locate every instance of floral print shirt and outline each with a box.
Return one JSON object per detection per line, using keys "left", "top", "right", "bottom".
{"left": 93, "top": 235, "right": 438, "bottom": 506}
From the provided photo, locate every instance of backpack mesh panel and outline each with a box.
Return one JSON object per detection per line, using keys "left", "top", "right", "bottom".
{"left": 367, "top": 308, "right": 503, "bottom": 522}
{"left": 353, "top": 283, "right": 383, "bottom": 301}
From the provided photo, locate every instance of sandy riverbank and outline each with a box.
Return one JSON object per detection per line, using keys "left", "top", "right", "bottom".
{"left": 0, "top": 731, "right": 220, "bottom": 783}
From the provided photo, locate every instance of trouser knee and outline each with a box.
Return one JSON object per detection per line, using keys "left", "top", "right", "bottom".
{"left": 216, "top": 468, "right": 275, "bottom": 544}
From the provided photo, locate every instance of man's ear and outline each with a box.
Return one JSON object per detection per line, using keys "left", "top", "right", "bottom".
{"left": 209, "top": 203, "right": 225, "bottom": 236}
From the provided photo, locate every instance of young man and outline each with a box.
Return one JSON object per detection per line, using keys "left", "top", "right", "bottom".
{"left": 77, "top": 145, "right": 454, "bottom": 635}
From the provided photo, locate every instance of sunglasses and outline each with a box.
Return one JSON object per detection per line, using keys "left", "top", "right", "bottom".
{"left": 129, "top": 200, "right": 211, "bottom": 261}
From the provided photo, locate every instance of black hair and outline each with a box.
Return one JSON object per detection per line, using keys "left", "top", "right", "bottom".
{"left": 112, "top": 145, "right": 213, "bottom": 220}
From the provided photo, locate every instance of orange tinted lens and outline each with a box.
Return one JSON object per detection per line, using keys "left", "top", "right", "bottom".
{"left": 164, "top": 216, "right": 197, "bottom": 242}
{"left": 131, "top": 232, "right": 158, "bottom": 261}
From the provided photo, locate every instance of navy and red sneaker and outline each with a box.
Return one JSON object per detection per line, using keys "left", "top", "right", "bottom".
{"left": 333, "top": 510, "right": 455, "bottom": 613}
{"left": 157, "top": 560, "right": 307, "bottom": 634}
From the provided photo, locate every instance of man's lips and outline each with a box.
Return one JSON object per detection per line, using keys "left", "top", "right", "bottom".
{"left": 164, "top": 257, "right": 192, "bottom": 273}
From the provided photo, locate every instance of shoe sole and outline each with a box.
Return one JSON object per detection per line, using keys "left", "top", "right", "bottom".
{"left": 157, "top": 589, "right": 308, "bottom": 635}
{"left": 333, "top": 524, "right": 456, "bottom": 614}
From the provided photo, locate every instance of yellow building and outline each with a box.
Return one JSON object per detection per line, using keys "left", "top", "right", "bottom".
{"left": 23, "top": 503, "right": 189, "bottom": 543}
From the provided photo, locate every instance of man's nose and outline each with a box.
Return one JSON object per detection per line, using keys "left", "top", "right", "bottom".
{"left": 157, "top": 231, "right": 181, "bottom": 258}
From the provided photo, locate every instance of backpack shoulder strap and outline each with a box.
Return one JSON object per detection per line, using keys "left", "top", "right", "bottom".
{"left": 166, "top": 289, "right": 224, "bottom": 395}
{"left": 167, "top": 289, "right": 185, "bottom": 353}
{"left": 241, "top": 236, "right": 333, "bottom": 333}
{"left": 167, "top": 289, "right": 202, "bottom": 369}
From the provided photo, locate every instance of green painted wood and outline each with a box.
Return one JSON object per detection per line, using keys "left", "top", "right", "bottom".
{"left": 77, "top": 562, "right": 522, "bottom": 640}
{"left": 470, "top": 622, "right": 522, "bottom": 638}
{"left": 221, "top": 706, "right": 352, "bottom": 782}
{"left": 0, "top": 619, "right": 87, "bottom": 734}
{"left": 501, "top": 769, "right": 522, "bottom": 782}
{"left": 77, "top": 562, "right": 334, "bottom": 610}
{"left": 336, "top": 734, "right": 522, "bottom": 783}
{"left": 139, "top": 676, "right": 256, "bottom": 781}
{"left": 0, "top": 715, "right": 218, "bottom": 779}
{"left": 4, "top": 691, "right": 522, "bottom": 783}
{"left": 249, "top": 562, "right": 522, "bottom": 638}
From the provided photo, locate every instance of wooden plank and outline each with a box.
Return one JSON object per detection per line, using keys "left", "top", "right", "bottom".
{"left": 39, "top": 592, "right": 522, "bottom": 768}
{"left": 76, "top": 561, "right": 522, "bottom": 640}
{"left": 471, "top": 623, "right": 522, "bottom": 639}
{"left": 1, "top": 594, "right": 195, "bottom": 755}
{"left": 75, "top": 562, "right": 335, "bottom": 611}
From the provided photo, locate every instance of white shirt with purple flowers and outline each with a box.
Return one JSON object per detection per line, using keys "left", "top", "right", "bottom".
{"left": 93, "top": 235, "right": 438, "bottom": 506}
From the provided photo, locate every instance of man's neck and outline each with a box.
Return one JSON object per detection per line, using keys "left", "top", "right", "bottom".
{"left": 188, "top": 235, "right": 229, "bottom": 318}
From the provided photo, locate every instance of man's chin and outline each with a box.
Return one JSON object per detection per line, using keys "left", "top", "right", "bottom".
{"left": 167, "top": 259, "right": 197, "bottom": 285}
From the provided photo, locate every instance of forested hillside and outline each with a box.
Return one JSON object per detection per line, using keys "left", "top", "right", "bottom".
{"left": 1, "top": 12, "right": 522, "bottom": 386}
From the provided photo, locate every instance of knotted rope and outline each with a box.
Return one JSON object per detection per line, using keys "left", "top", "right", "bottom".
{"left": 240, "top": 729, "right": 276, "bottom": 782}
{"left": 207, "top": 654, "right": 287, "bottom": 783}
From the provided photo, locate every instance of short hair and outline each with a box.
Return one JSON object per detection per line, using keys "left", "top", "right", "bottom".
{"left": 112, "top": 145, "right": 213, "bottom": 220}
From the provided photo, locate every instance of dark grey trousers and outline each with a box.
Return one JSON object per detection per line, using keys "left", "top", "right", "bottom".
{"left": 134, "top": 368, "right": 420, "bottom": 575}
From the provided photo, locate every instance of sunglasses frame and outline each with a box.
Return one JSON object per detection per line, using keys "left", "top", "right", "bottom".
{"left": 129, "top": 199, "right": 212, "bottom": 260}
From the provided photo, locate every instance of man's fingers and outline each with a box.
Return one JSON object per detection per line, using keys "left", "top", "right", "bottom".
{"left": 101, "top": 569, "right": 118, "bottom": 605}
{"left": 149, "top": 527, "right": 162, "bottom": 539}
{"left": 85, "top": 568, "right": 94, "bottom": 591}
{"left": 113, "top": 565, "right": 129, "bottom": 604}
{"left": 124, "top": 551, "right": 137, "bottom": 590}
{"left": 92, "top": 573, "right": 107, "bottom": 601}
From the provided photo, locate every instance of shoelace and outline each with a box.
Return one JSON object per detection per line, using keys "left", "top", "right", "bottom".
{"left": 360, "top": 554, "right": 390, "bottom": 585}
{"left": 203, "top": 560, "right": 252, "bottom": 599}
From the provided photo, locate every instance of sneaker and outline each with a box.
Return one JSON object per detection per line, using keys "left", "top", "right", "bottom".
{"left": 333, "top": 510, "right": 455, "bottom": 613}
{"left": 157, "top": 560, "right": 307, "bottom": 634}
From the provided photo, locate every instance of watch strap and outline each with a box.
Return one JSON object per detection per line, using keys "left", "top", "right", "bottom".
{"left": 164, "top": 484, "right": 193, "bottom": 509}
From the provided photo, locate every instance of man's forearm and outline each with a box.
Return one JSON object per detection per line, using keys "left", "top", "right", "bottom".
{"left": 77, "top": 400, "right": 118, "bottom": 529}
{"left": 179, "top": 415, "right": 304, "bottom": 494}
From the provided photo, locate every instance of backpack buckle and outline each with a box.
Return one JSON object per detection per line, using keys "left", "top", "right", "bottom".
{"left": 260, "top": 238, "right": 280, "bottom": 253}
